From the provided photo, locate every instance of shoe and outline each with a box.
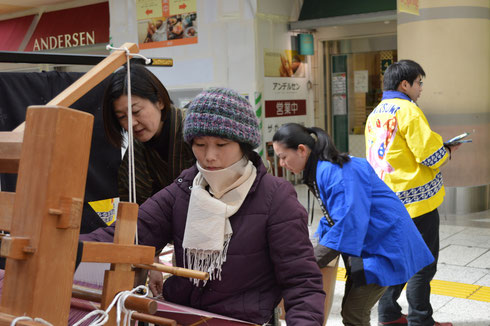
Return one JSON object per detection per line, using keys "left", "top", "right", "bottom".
{"left": 378, "top": 314, "right": 407, "bottom": 325}
{"left": 434, "top": 323, "right": 453, "bottom": 326}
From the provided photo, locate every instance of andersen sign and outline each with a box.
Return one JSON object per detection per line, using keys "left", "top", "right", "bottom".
{"left": 24, "top": 3, "right": 109, "bottom": 52}
{"left": 31, "top": 32, "right": 97, "bottom": 51}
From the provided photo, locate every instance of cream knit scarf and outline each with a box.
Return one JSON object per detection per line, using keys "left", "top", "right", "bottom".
{"left": 183, "top": 157, "right": 257, "bottom": 285}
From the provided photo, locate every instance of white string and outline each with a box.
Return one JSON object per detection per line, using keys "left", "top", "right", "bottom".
{"left": 72, "top": 309, "right": 108, "bottom": 326}
{"left": 126, "top": 53, "right": 135, "bottom": 205}
{"left": 72, "top": 285, "right": 149, "bottom": 326}
{"left": 105, "top": 45, "right": 151, "bottom": 245}
{"left": 10, "top": 316, "right": 53, "bottom": 326}
{"left": 106, "top": 45, "right": 152, "bottom": 65}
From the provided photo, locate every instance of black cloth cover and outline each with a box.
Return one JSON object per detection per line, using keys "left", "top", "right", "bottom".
{"left": 0, "top": 71, "right": 120, "bottom": 234}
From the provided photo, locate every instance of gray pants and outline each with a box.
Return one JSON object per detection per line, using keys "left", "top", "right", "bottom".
{"left": 341, "top": 277, "right": 387, "bottom": 326}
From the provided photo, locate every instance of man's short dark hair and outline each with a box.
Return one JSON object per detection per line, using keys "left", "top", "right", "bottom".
{"left": 383, "top": 59, "right": 426, "bottom": 91}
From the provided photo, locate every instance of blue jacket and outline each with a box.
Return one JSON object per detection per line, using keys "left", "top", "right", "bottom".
{"left": 315, "top": 157, "right": 434, "bottom": 286}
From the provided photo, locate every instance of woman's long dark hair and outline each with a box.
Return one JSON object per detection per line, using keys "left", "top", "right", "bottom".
{"left": 272, "top": 123, "right": 350, "bottom": 185}
{"left": 102, "top": 63, "right": 172, "bottom": 147}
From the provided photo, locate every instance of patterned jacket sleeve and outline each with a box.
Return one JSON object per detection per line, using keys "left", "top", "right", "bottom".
{"left": 267, "top": 178, "right": 325, "bottom": 325}
{"left": 401, "top": 106, "right": 449, "bottom": 169}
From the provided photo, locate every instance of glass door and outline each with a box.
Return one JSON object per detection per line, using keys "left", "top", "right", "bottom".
{"left": 325, "top": 35, "right": 397, "bottom": 156}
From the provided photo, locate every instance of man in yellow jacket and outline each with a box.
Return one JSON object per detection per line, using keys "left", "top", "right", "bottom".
{"left": 365, "top": 60, "right": 457, "bottom": 326}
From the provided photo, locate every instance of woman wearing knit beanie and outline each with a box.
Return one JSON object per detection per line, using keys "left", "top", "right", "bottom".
{"left": 83, "top": 87, "right": 325, "bottom": 325}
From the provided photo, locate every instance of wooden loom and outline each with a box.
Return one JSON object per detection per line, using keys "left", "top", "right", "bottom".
{"left": 0, "top": 43, "right": 208, "bottom": 326}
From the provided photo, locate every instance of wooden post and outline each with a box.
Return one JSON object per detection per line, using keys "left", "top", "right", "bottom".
{"left": 0, "top": 192, "right": 15, "bottom": 231}
{"left": 0, "top": 132, "right": 22, "bottom": 173}
{"left": 0, "top": 106, "right": 93, "bottom": 325}
{"left": 100, "top": 202, "right": 145, "bottom": 326}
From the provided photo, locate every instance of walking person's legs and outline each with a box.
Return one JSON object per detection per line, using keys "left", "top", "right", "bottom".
{"left": 406, "top": 209, "right": 439, "bottom": 326}
{"left": 378, "top": 283, "right": 406, "bottom": 324}
{"left": 342, "top": 276, "right": 387, "bottom": 326}
{"left": 378, "top": 209, "right": 440, "bottom": 326}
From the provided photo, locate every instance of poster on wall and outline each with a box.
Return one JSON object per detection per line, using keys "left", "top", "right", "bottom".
{"left": 137, "top": 0, "right": 197, "bottom": 49}
{"left": 262, "top": 78, "right": 308, "bottom": 142}
{"left": 264, "top": 49, "right": 306, "bottom": 78}
{"left": 398, "top": 0, "right": 419, "bottom": 15}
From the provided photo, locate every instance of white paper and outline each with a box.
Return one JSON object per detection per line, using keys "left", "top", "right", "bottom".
{"left": 332, "top": 74, "right": 346, "bottom": 95}
{"left": 333, "top": 94, "right": 347, "bottom": 115}
{"left": 354, "top": 70, "right": 368, "bottom": 93}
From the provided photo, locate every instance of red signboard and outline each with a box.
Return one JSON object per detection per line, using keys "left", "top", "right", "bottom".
{"left": 265, "top": 99, "right": 307, "bottom": 118}
{"left": 24, "top": 2, "right": 109, "bottom": 51}
{"left": 0, "top": 15, "right": 35, "bottom": 51}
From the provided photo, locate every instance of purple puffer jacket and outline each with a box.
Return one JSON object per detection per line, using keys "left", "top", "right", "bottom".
{"left": 80, "top": 152, "right": 325, "bottom": 325}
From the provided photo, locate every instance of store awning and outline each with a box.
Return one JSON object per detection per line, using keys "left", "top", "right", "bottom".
{"left": 289, "top": 0, "right": 396, "bottom": 30}
{"left": 0, "top": 15, "right": 35, "bottom": 51}
{"left": 24, "top": 2, "right": 109, "bottom": 52}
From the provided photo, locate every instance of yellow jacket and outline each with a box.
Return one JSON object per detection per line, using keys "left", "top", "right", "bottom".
{"left": 365, "top": 91, "right": 449, "bottom": 218}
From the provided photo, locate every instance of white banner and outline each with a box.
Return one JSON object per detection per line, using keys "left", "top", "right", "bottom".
{"left": 262, "top": 77, "right": 308, "bottom": 142}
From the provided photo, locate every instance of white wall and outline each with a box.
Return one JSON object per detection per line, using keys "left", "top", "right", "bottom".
{"left": 110, "top": 0, "right": 256, "bottom": 97}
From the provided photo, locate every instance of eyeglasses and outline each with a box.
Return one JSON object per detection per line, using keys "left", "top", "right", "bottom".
{"left": 415, "top": 80, "right": 424, "bottom": 87}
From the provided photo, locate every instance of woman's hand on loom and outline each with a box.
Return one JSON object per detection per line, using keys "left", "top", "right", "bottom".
{"left": 148, "top": 269, "right": 164, "bottom": 297}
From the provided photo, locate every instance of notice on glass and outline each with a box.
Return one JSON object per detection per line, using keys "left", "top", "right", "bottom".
{"left": 333, "top": 94, "right": 347, "bottom": 115}
{"left": 354, "top": 70, "right": 368, "bottom": 93}
{"left": 332, "top": 73, "right": 346, "bottom": 95}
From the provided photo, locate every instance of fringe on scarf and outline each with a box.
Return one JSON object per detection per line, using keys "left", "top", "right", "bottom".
{"left": 183, "top": 234, "right": 232, "bottom": 286}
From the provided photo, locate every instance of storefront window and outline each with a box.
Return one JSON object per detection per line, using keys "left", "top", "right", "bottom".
{"left": 326, "top": 35, "right": 397, "bottom": 154}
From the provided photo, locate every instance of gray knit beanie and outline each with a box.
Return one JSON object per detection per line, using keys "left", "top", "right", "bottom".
{"left": 183, "top": 87, "right": 261, "bottom": 148}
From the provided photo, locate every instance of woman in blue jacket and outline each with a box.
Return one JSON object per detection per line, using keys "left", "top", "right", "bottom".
{"left": 272, "top": 123, "right": 434, "bottom": 326}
